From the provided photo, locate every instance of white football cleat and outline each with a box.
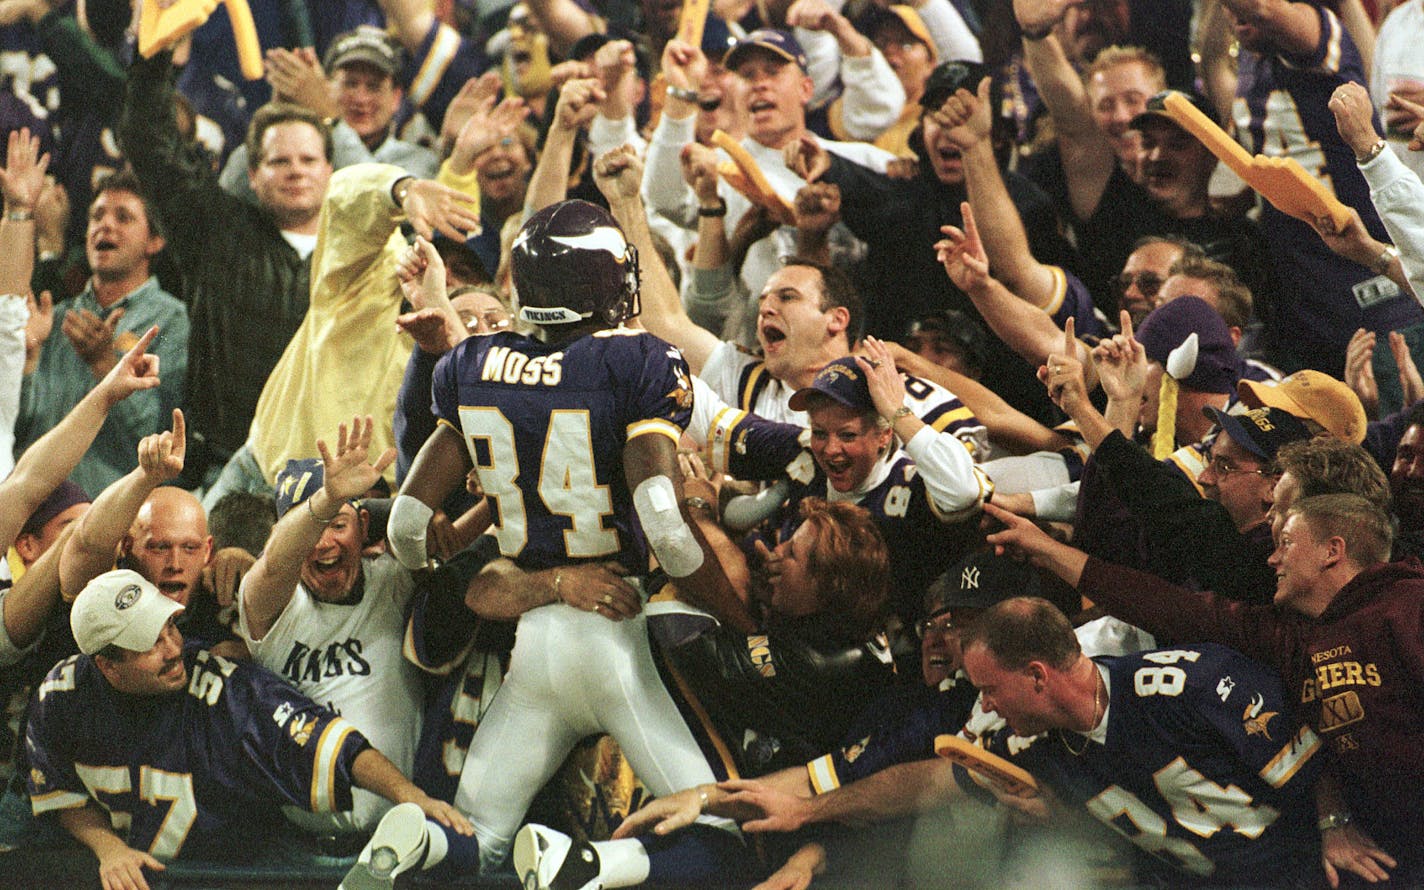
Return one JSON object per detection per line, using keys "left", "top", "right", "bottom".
{"left": 513, "top": 823, "right": 602, "bottom": 890}
{"left": 339, "top": 802, "right": 430, "bottom": 890}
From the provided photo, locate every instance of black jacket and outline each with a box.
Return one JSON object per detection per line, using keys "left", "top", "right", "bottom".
{"left": 120, "top": 53, "right": 311, "bottom": 471}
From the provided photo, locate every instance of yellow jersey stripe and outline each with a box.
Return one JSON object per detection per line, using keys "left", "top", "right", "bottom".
{"left": 1259, "top": 726, "right": 1321, "bottom": 788}
{"left": 930, "top": 406, "right": 975, "bottom": 433}
{"left": 410, "top": 25, "right": 461, "bottom": 106}
{"left": 310, "top": 719, "right": 357, "bottom": 813}
{"left": 807, "top": 755, "right": 840, "bottom": 795}
{"left": 627, "top": 418, "right": 682, "bottom": 443}
{"left": 1041, "top": 266, "right": 1068, "bottom": 316}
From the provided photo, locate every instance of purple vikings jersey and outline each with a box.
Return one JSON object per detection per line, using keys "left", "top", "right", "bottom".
{"left": 401, "top": 19, "right": 492, "bottom": 133}
{"left": 806, "top": 675, "right": 979, "bottom": 793}
{"left": 432, "top": 328, "right": 695, "bottom": 571}
{"left": 960, "top": 645, "right": 1322, "bottom": 885}
{"left": 1233, "top": 5, "right": 1424, "bottom": 362}
{"left": 1045, "top": 266, "right": 1108, "bottom": 339}
{"left": 26, "top": 643, "right": 369, "bottom": 859}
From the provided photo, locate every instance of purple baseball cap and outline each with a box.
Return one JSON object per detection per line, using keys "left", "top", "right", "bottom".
{"left": 788, "top": 356, "right": 874, "bottom": 412}
{"left": 1204, "top": 406, "right": 1311, "bottom": 462}
{"left": 723, "top": 29, "right": 809, "bottom": 72}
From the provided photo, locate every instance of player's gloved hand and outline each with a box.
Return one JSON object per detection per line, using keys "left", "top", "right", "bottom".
{"left": 611, "top": 785, "right": 708, "bottom": 838}
{"left": 96, "top": 839, "right": 165, "bottom": 890}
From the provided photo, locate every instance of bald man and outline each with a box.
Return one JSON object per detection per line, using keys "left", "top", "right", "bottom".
{"left": 122, "top": 487, "right": 212, "bottom": 607}
{"left": 60, "top": 411, "right": 244, "bottom": 655}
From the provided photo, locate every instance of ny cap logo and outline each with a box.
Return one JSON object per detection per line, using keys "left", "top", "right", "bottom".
{"left": 114, "top": 584, "right": 142, "bottom": 610}
{"left": 961, "top": 566, "right": 980, "bottom": 589}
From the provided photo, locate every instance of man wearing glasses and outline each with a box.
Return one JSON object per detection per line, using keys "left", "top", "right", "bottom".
{"left": 1043, "top": 300, "right": 1313, "bottom": 603}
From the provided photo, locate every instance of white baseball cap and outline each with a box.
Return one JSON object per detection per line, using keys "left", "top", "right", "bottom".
{"left": 71, "top": 569, "right": 183, "bottom": 656}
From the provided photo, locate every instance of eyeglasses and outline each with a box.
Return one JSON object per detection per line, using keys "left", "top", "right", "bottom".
{"left": 1112, "top": 271, "right": 1165, "bottom": 298}
{"left": 466, "top": 311, "right": 512, "bottom": 333}
{"left": 915, "top": 615, "right": 954, "bottom": 639}
{"left": 1204, "top": 454, "right": 1267, "bottom": 479}
{"left": 873, "top": 39, "right": 922, "bottom": 56}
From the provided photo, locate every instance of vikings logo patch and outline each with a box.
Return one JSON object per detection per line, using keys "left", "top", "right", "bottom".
{"left": 843, "top": 736, "right": 870, "bottom": 763}
{"left": 667, "top": 367, "right": 695, "bottom": 410}
{"left": 288, "top": 716, "right": 317, "bottom": 747}
{"left": 1243, "top": 693, "right": 1278, "bottom": 740}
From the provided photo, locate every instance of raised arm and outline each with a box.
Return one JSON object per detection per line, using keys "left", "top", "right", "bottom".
{"left": 935, "top": 203, "right": 1098, "bottom": 387}
{"left": 884, "top": 341, "right": 1074, "bottom": 455}
{"left": 523, "top": 78, "right": 605, "bottom": 221}
{"left": 787, "top": 0, "right": 906, "bottom": 141}
{"left": 940, "top": 78, "right": 1058, "bottom": 306}
{"left": 1013, "top": 0, "right": 1118, "bottom": 221}
{"left": 58, "top": 408, "right": 186, "bottom": 601}
{"left": 858, "top": 337, "right": 988, "bottom": 515}
{"left": 2, "top": 523, "right": 73, "bottom": 652}
{"left": 642, "top": 39, "right": 709, "bottom": 227}
{"left": 517, "top": 0, "right": 602, "bottom": 59}
{"left": 1330, "top": 83, "right": 1424, "bottom": 302}
{"left": 0, "top": 127, "right": 46, "bottom": 297}
{"left": 1216, "top": 0, "right": 1322, "bottom": 58}
{"left": 1091, "top": 311, "right": 1151, "bottom": 440}
{"left": 596, "top": 146, "right": 723, "bottom": 374}
{"left": 0, "top": 326, "right": 161, "bottom": 554}
{"left": 1040, "top": 318, "right": 1116, "bottom": 449}
{"left": 241, "top": 417, "right": 395, "bottom": 638}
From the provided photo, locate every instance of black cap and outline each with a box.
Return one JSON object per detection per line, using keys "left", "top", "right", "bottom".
{"left": 924, "top": 549, "right": 1040, "bottom": 616}
{"left": 920, "top": 60, "right": 988, "bottom": 109}
{"left": 1129, "top": 89, "right": 1218, "bottom": 131}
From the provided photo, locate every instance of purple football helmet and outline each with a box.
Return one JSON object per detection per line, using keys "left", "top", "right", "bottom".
{"left": 511, "top": 200, "right": 641, "bottom": 326}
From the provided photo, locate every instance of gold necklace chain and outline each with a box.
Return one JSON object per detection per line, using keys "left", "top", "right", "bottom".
{"left": 1060, "top": 668, "right": 1102, "bottom": 757}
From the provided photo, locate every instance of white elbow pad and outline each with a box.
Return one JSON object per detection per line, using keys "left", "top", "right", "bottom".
{"left": 633, "top": 476, "right": 704, "bottom": 578}
{"left": 721, "top": 479, "right": 791, "bottom": 533}
{"left": 388, "top": 494, "right": 435, "bottom": 570}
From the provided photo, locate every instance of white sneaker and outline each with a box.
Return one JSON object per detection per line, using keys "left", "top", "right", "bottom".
{"left": 339, "top": 802, "right": 430, "bottom": 890}
{"left": 512, "top": 824, "right": 601, "bottom": 890}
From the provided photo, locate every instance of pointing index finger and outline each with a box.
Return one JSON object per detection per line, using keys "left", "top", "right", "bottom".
{"left": 960, "top": 201, "right": 979, "bottom": 246}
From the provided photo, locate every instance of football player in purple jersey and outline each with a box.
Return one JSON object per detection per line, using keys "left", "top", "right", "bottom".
{"left": 375, "top": 193, "right": 745, "bottom": 885}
